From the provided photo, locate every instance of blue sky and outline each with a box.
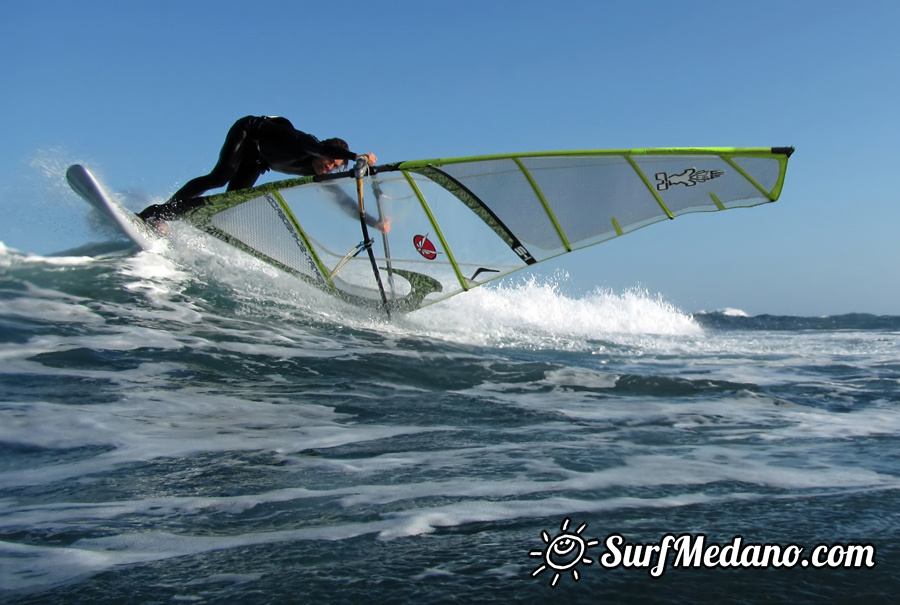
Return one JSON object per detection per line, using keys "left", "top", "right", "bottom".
{"left": 2, "top": 0, "right": 898, "bottom": 316}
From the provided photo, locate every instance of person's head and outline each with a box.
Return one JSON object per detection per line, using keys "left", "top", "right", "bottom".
{"left": 312, "top": 138, "right": 350, "bottom": 175}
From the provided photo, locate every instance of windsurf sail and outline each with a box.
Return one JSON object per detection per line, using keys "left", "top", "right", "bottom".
{"left": 182, "top": 147, "right": 794, "bottom": 313}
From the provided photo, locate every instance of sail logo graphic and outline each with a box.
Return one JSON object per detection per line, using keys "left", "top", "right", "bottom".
{"left": 413, "top": 234, "right": 438, "bottom": 260}
{"left": 529, "top": 518, "right": 600, "bottom": 586}
{"left": 656, "top": 168, "right": 725, "bottom": 190}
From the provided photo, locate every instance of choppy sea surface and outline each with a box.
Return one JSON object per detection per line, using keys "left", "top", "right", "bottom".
{"left": 2, "top": 232, "right": 899, "bottom": 603}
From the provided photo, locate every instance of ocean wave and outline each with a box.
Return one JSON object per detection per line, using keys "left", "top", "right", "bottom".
{"left": 694, "top": 311, "right": 900, "bottom": 332}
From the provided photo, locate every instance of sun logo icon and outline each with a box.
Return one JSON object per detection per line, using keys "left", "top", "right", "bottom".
{"left": 529, "top": 517, "right": 600, "bottom": 586}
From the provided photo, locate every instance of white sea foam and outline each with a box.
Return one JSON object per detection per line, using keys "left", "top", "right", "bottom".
{"left": 720, "top": 307, "right": 749, "bottom": 317}
{"left": 399, "top": 274, "right": 701, "bottom": 350}
{"left": 1, "top": 241, "right": 95, "bottom": 268}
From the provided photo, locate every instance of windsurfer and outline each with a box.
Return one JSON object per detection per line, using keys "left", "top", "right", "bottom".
{"left": 137, "top": 115, "right": 379, "bottom": 226}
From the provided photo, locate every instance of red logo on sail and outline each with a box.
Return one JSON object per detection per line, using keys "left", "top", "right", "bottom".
{"left": 413, "top": 234, "right": 437, "bottom": 260}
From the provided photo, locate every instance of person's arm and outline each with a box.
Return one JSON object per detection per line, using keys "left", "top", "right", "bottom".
{"left": 295, "top": 131, "right": 377, "bottom": 167}
{"left": 356, "top": 152, "right": 377, "bottom": 166}
{"left": 323, "top": 186, "right": 390, "bottom": 232}
{"left": 320, "top": 144, "right": 376, "bottom": 168}
{"left": 293, "top": 131, "right": 358, "bottom": 162}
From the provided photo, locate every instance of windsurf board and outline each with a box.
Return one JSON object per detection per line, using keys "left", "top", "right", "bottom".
{"left": 66, "top": 164, "right": 156, "bottom": 250}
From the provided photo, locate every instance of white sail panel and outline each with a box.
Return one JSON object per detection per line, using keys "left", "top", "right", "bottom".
{"left": 210, "top": 193, "right": 325, "bottom": 283}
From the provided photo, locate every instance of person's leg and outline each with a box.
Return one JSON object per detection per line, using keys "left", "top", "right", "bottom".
{"left": 138, "top": 117, "right": 257, "bottom": 221}
{"left": 137, "top": 196, "right": 208, "bottom": 222}
{"left": 226, "top": 155, "right": 267, "bottom": 191}
{"left": 171, "top": 116, "right": 257, "bottom": 199}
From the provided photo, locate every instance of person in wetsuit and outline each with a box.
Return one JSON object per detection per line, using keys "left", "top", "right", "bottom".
{"left": 138, "top": 116, "right": 377, "bottom": 223}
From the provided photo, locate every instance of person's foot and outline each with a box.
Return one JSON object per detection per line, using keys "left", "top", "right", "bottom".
{"left": 146, "top": 219, "right": 169, "bottom": 236}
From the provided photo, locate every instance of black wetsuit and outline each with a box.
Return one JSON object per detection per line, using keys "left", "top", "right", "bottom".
{"left": 139, "top": 116, "right": 359, "bottom": 222}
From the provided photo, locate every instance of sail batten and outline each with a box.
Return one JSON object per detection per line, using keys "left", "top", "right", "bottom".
{"left": 403, "top": 170, "right": 468, "bottom": 293}
{"left": 514, "top": 158, "right": 571, "bottom": 252}
{"left": 626, "top": 155, "right": 675, "bottom": 220}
